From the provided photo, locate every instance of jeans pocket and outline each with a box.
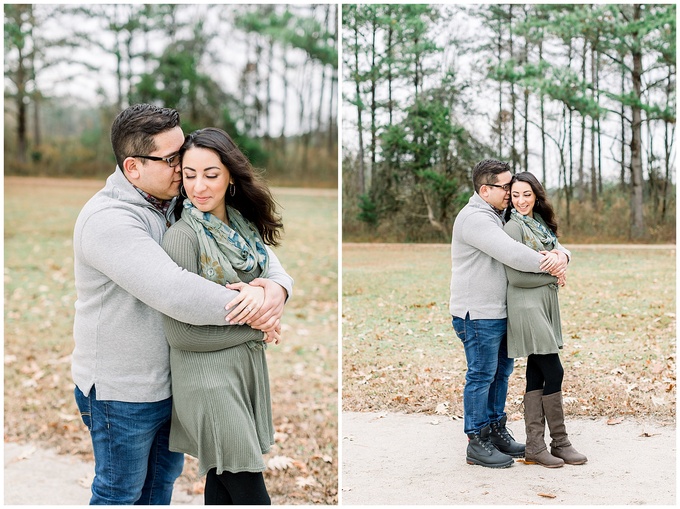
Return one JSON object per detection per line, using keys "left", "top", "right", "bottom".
{"left": 452, "top": 317, "right": 466, "bottom": 341}
{"left": 74, "top": 386, "right": 93, "bottom": 431}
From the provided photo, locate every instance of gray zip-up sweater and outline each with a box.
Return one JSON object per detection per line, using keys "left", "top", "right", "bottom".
{"left": 449, "top": 192, "right": 569, "bottom": 320}
{"left": 72, "top": 169, "right": 293, "bottom": 402}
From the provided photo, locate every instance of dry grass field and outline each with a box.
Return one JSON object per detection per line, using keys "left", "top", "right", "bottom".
{"left": 4, "top": 176, "right": 338, "bottom": 504}
{"left": 342, "top": 243, "right": 676, "bottom": 423}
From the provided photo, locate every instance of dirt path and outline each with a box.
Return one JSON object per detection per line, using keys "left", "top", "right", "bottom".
{"left": 3, "top": 442, "right": 201, "bottom": 505}
{"left": 343, "top": 242, "right": 675, "bottom": 250}
{"left": 341, "top": 411, "right": 675, "bottom": 505}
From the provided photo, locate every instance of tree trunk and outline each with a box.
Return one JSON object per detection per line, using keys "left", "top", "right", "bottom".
{"left": 629, "top": 5, "right": 645, "bottom": 240}
{"left": 662, "top": 70, "right": 673, "bottom": 220}
{"left": 33, "top": 96, "right": 41, "bottom": 148}
{"left": 522, "top": 5, "right": 529, "bottom": 172}
{"left": 509, "top": 5, "right": 517, "bottom": 171}
{"left": 620, "top": 64, "right": 626, "bottom": 190}
{"left": 280, "top": 51, "right": 289, "bottom": 139}
{"left": 316, "top": 5, "right": 330, "bottom": 136}
{"left": 369, "top": 12, "right": 378, "bottom": 192}
{"left": 577, "top": 40, "right": 587, "bottom": 199}
{"left": 327, "top": 5, "right": 337, "bottom": 153}
{"left": 596, "top": 48, "right": 602, "bottom": 195}
{"left": 539, "top": 40, "right": 546, "bottom": 184}
{"left": 353, "top": 20, "right": 366, "bottom": 195}
{"left": 16, "top": 45, "right": 28, "bottom": 164}
{"left": 387, "top": 11, "right": 394, "bottom": 126}
{"left": 497, "top": 15, "right": 503, "bottom": 157}
{"left": 266, "top": 36, "right": 274, "bottom": 139}
{"left": 590, "top": 44, "right": 597, "bottom": 209}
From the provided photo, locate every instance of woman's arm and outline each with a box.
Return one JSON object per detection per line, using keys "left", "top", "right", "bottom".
{"left": 503, "top": 221, "right": 559, "bottom": 289}
{"left": 161, "top": 223, "right": 264, "bottom": 352}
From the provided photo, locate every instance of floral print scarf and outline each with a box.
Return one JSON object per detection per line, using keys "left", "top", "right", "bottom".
{"left": 180, "top": 199, "right": 269, "bottom": 285}
{"left": 509, "top": 208, "right": 557, "bottom": 252}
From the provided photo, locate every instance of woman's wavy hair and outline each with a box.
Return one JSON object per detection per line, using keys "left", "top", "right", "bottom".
{"left": 504, "top": 171, "right": 559, "bottom": 236}
{"left": 177, "top": 127, "right": 283, "bottom": 246}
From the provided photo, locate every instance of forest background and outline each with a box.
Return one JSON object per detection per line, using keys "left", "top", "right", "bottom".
{"left": 4, "top": 3, "right": 338, "bottom": 504}
{"left": 4, "top": 3, "right": 338, "bottom": 187}
{"left": 343, "top": 3, "right": 676, "bottom": 243}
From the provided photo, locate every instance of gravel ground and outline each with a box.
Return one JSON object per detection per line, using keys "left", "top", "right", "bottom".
{"left": 341, "top": 411, "right": 676, "bottom": 505}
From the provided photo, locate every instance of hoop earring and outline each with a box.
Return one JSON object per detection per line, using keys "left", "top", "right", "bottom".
{"left": 536, "top": 200, "right": 540, "bottom": 207}
{"left": 229, "top": 183, "right": 236, "bottom": 197}
{"left": 180, "top": 186, "right": 187, "bottom": 198}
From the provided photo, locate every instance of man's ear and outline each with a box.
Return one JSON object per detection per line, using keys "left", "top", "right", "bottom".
{"left": 122, "top": 157, "right": 140, "bottom": 181}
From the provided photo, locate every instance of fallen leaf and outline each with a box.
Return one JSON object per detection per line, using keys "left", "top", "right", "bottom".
{"left": 17, "top": 446, "right": 37, "bottom": 460}
{"left": 651, "top": 396, "right": 666, "bottom": 407}
{"left": 640, "top": 431, "right": 660, "bottom": 438}
{"left": 189, "top": 481, "right": 205, "bottom": 495}
{"left": 429, "top": 419, "right": 440, "bottom": 426}
{"left": 435, "top": 402, "right": 449, "bottom": 415}
{"left": 77, "top": 474, "right": 94, "bottom": 489}
{"left": 295, "top": 476, "right": 318, "bottom": 488}
{"left": 538, "top": 492, "right": 557, "bottom": 499}
{"left": 268, "top": 455, "right": 294, "bottom": 471}
{"left": 607, "top": 417, "right": 624, "bottom": 425}
{"left": 273, "top": 431, "right": 289, "bottom": 443}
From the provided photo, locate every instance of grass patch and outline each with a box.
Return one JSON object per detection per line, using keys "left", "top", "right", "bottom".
{"left": 4, "top": 177, "right": 338, "bottom": 504}
{"left": 342, "top": 243, "right": 676, "bottom": 422}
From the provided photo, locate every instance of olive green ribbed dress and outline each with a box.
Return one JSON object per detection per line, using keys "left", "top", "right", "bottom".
{"left": 503, "top": 216, "right": 563, "bottom": 359}
{"left": 161, "top": 219, "right": 274, "bottom": 476}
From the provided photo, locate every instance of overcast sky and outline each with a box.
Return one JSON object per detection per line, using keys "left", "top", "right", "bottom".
{"left": 26, "top": 3, "right": 334, "bottom": 138}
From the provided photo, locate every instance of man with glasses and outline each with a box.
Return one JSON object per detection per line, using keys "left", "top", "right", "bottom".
{"left": 449, "top": 159, "right": 568, "bottom": 468}
{"left": 72, "top": 104, "right": 293, "bottom": 504}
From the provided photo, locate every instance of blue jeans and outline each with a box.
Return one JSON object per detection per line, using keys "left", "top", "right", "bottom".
{"left": 74, "top": 386, "right": 184, "bottom": 505}
{"left": 452, "top": 314, "right": 514, "bottom": 435}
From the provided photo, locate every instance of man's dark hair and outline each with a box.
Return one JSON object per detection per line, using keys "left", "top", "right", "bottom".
{"left": 472, "top": 159, "right": 511, "bottom": 193}
{"left": 110, "top": 104, "right": 180, "bottom": 170}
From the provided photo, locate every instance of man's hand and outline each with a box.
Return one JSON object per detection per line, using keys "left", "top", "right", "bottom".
{"left": 244, "top": 278, "right": 287, "bottom": 331}
{"left": 262, "top": 324, "right": 282, "bottom": 345}
{"left": 539, "top": 250, "right": 568, "bottom": 278}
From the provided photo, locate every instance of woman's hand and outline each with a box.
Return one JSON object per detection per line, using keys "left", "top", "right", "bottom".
{"left": 224, "top": 282, "right": 264, "bottom": 325}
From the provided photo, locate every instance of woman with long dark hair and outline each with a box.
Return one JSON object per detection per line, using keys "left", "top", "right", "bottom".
{"left": 503, "top": 172, "right": 587, "bottom": 469}
{"left": 161, "top": 128, "right": 293, "bottom": 504}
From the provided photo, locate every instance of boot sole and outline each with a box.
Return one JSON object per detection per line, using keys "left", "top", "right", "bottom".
{"left": 524, "top": 459, "right": 564, "bottom": 468}
{"left": 500, "top": 450, "right": 525, "bottom": 458}
{"left": 466, "top": 457, "right": 514, "bottom": 469}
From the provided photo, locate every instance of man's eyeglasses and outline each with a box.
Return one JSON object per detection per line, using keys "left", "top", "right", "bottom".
{"left": 484, "top": 182, "right": 511, "bottom": 192}
{"left": 131, "top": 153, "right": 180, "bottom": 167}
